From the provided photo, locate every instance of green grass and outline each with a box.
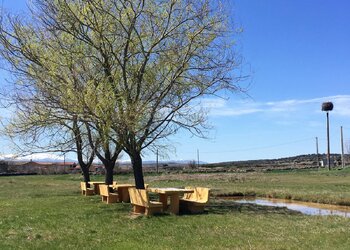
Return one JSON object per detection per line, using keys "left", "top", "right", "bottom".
{"left": 215, "top": 168, "right": 350, "bottom": 206}
{"left": 1, "top": 169, "right": 350, "bottom": 249}
{"left": 146, "top": 168, "right": 350, "bottom": 205}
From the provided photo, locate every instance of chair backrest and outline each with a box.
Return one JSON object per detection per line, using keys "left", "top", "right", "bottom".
{"left": 99, "top": 184, "right": 109, "bottom": 196}
{"left": 80, "top": 182, "right": 87, "bottom": 190}
{"left": 184, "top": 187, "right": 210, "bottom": 203}
{"left": 128, "top": 187, "right": 149, "bottom": 207}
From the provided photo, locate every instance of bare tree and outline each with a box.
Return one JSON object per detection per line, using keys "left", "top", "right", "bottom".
{"left": 0, "top": 1, "right": 122, "bottom": 184}
{"left": 0, "top": 0, "right": 245, "bottom": 188}
{"left": 106, "top": 0, "right": 245, "bottom": 188}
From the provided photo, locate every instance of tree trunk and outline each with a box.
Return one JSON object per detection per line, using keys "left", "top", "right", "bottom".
{"left": 131, "top": 152, "right": 145, "bottom": 189}
{"left": 81, "top": 165, "right": 91, "bottom": 187}
{"left": 104, "top": 162, "right": 114, "bottom": 185}
{"left": 81, "top": 166, "right": 90, "bottom": 183}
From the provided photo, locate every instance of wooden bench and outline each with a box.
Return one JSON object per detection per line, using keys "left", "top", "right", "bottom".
{"left": 99, "top": 184, "right": 119, "bottom": 204}
{"left": 80, "top": 182, "right": 95, "bottom": 196}
{"left": 128, "top": 187, "right": 163, "bottom": 216}
{"left": 179, "top": 187, "right": 210, "bottom": 214}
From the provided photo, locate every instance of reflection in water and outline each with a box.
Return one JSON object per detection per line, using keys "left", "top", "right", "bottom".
{"left": 233, "top": 198, "right": 350, "bottom": 218}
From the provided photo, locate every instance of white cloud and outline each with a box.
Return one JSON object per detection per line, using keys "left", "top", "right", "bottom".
{"left": 330, "top": 96, "right": 350, "bottom": 116}
{"left": 201, "top": 98, "right": 227, "bottom": 108}
{"left": 204, "top": 95, "right": 350, "bottom": 117}
{"left": 211, "top": 108, "right": 263, "bottom": 116}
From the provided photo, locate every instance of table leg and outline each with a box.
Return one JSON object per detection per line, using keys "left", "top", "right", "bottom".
{"left": 169, "top": 194, "right": 180, "bottom": 215}
{"left": 159, "top": 194, "right": 168, "bottom": 211}
{"left": 94, "top": 184, "right": 100, "bottom": 194}
{"left": 116, "top": 188, "right": 123, "bottom": 202}
{"left": 121, "top": 187, "right": 130, "bottom": 202}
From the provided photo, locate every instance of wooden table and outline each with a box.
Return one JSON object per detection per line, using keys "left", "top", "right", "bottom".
{"left": 110, "top": 184, "right": 135, "bottom": 202}
{"left": 88, "top": 181, "right": 105, "bottom": 194}
{"left": 148, "top": 188, "right": 194, "bottom": 215}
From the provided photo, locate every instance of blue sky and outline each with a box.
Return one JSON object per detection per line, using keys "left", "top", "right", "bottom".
{"left": 1, "top": 0, "right": 350, "bottom": 163}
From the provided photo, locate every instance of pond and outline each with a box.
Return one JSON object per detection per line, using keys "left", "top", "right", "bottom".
{"left": 231, "top": 197, "right": 350, "bottom": 218}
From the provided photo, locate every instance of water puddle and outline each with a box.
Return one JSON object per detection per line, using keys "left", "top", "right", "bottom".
{"left": 230, "top": 197, "right": 350, "bottom": 218}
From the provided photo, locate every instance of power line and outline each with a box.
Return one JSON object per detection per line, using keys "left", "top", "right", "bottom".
{"left": 196, "top": 137, "right": 315, "bottom": 155}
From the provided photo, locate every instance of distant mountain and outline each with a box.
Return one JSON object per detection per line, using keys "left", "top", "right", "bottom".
{"left": 0, "top": 153, "right": 75, "bottom": 163}
{"left": 0, "top": 153, "right": 205, "bottom": 165}
{"left": 122, "top": 160, "right": 207, "bottom": 165}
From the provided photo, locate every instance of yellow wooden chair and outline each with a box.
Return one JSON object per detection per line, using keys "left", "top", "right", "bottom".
{"left": 128, "top": 187, "right": 163, "bottom": 216}
{"left": 179, "top": 187, "right": 210, "bottom": 214}
{"left": 99, "top": 184, "right": 119, "bottom": 204}
{"left": 80, "top": 182, "right": 95, "bottom": 196}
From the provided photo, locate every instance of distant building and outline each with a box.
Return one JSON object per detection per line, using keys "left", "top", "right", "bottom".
{"left": 6, "top": 161, "right": 74, "bottom": 175}
{"left": 1, "top": 160, "right": 110, "bottom": 175}
{"left": 322, "top": 156, "right": 335, "bottom": 167}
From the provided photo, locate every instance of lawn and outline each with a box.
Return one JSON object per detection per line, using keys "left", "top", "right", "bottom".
{"left": 1, "top": 169, "right": 350, "bottom": 249}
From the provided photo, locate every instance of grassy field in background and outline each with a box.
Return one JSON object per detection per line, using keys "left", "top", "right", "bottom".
{"left": 1, "top": 169, "right": 350, "bottom": 249}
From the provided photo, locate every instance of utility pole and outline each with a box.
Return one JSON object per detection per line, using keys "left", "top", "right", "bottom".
{"left": 197, "top": 149, "right": 200, "bottom": 168}
{"left": 316, "top": 137, "right": 320, "bottom": 168}
{"left": 156, "top": 149, "right": 159, "bottom": 174}
{"left": 326, "top": 111, "right": 331, "bottom": 170}
{"left": 341, "top": 126, "right": 345, "bottom": 169}
{"left": 322, "top": 102, "right": 333, "bottom": 171}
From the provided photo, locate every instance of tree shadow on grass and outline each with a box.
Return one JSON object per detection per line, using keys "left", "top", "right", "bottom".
{"left": 207, "top": 198, "right": 302, "bottom": 216}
